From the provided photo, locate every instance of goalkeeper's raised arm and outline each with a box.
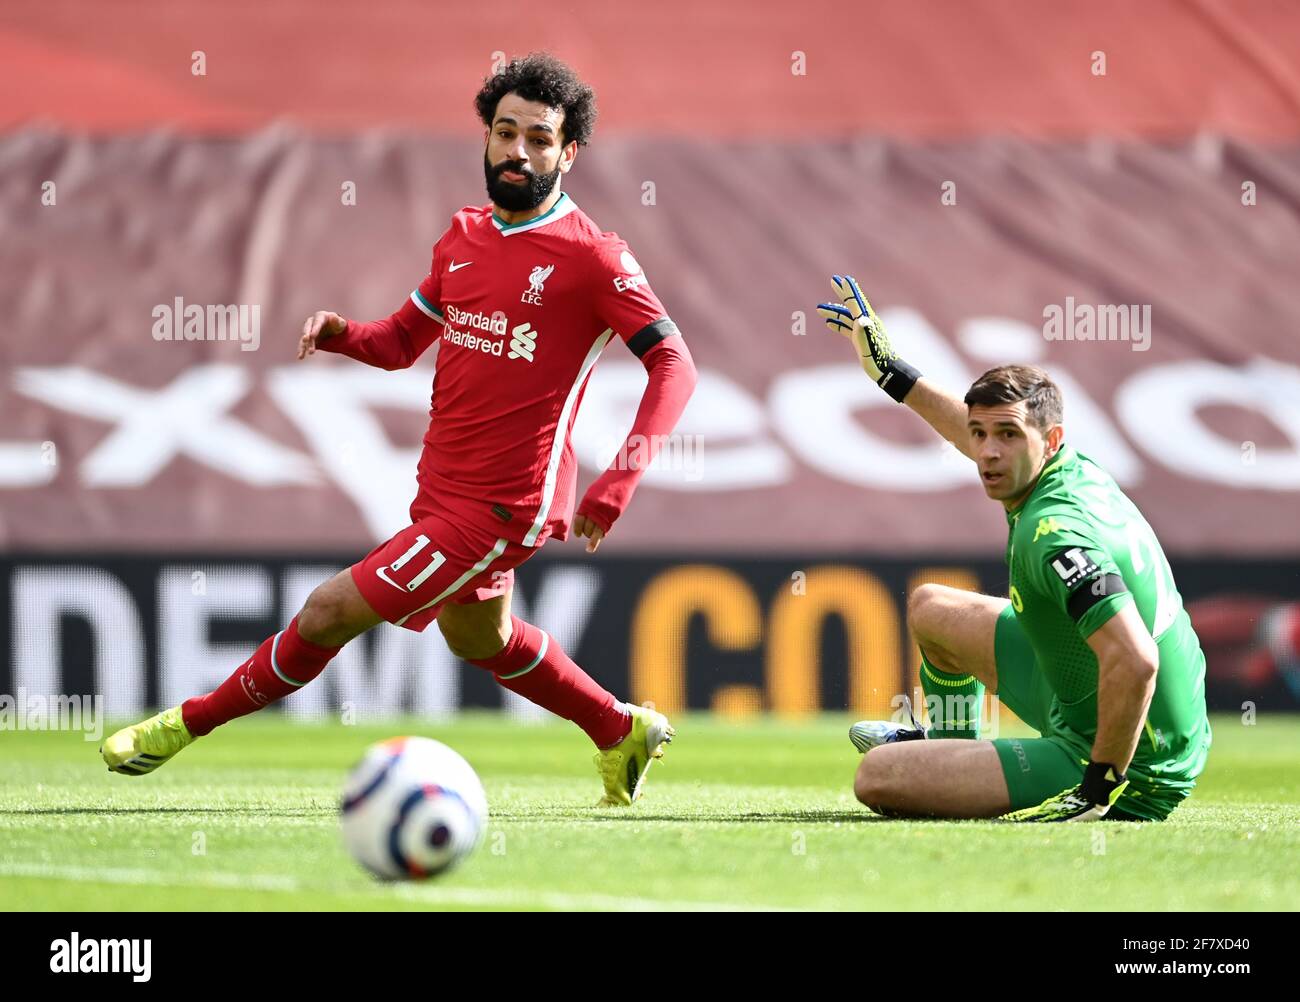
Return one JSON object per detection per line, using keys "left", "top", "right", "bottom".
{"left": 817, "top": 275, "right": 976, "bottom": 461}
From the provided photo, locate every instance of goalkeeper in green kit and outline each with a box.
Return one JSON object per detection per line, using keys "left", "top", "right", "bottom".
{"left": 817, "top": 276, "right": 1212, "bottom": 822}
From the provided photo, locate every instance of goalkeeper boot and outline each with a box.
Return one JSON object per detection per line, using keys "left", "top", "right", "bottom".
{"left": 101, "top": 706, "right": 196, "bottom": 776}
{"left": 594, "top": 703, "right": 674, "bottom": 806}
{"left": 849, "top": 694, "right": 927, "bottom": 752}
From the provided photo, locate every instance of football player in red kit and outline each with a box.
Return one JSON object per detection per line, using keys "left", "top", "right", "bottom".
{"left": 103, "top": 53, "right": 698, "bottom": 806}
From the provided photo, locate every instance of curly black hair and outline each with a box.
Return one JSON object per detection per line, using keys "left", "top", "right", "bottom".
{"left": 474, "top": 52, "right": 597, "bottom": 147}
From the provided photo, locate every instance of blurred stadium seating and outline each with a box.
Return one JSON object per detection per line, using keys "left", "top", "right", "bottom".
{"left": 3, "top": 0, "right": 1299, "bottom": 719}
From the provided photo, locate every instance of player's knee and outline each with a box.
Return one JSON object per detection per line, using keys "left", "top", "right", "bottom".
{"left": 906, "top": 583, "right": 947, "bottom": 635}
{"left": 298, "top": 582, "right": 357, "bottom": 647}
{"left": 907, "top": 584, "right": 968, "bottom": 661}
{"left": 438, "top": 615, "right": 508, "bottom": 662}
{"left": 853, "top": 753, "right": 895, "bottom": 810}
{"left": 907, "top": 587, "right": 948, "bottom": 661}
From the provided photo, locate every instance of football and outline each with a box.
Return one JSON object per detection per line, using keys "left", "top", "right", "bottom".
{"left": 340, "top": 736, "right": 488, "bottom": 880}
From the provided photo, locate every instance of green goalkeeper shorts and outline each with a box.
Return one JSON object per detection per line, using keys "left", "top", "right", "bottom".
{"left": 990, "top": 605, "right": 1182, "bottom": 822}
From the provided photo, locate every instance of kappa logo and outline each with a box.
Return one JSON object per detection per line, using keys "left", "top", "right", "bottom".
{"left": 521, "top": 263, "right": 554, "bottom": 305}
{"left": 508, "top": 321, "right": 538, "bottom": 362}
{"left": 1033, "top": 516, "right": 1065, "bottom": 542}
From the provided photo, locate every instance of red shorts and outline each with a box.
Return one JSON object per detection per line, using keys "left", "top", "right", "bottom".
{"left": 351, "top": 507, "right": 536, "bottom": 633}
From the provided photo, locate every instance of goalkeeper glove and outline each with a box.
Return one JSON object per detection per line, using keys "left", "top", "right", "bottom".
{"left": 816, "top": 275, "right": 921, "bottom": 402}
{"left": 1001, "top": 761, "right": 1130, "bottom": 822}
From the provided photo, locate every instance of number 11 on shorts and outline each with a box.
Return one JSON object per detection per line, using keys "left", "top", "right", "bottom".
{"left": 378, "top": 534, "right": 446, "bottom": 592}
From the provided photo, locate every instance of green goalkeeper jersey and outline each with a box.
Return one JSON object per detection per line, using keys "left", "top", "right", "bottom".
{"left": 1004, "top": 444, "right": 1212, "bottom": 796}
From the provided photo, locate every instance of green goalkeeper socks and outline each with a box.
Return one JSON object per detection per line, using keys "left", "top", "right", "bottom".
{"left": 919, "top": 653, "right": 983, "bottom": 739}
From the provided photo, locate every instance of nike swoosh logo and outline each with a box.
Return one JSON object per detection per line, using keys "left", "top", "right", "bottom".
{"left": 448, "top": 261, "right": 473, "bottom": 272}
{"left": 375, "top": 566, "right": 409, "bottom": 592}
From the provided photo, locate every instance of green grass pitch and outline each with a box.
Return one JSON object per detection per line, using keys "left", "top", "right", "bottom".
{"left": 2, "top": 712, "right": 1297, "bottom": 911}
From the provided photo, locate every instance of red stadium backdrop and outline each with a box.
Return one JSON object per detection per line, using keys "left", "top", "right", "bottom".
{"left": 3, "top": 0, "right": 1299, "bottom": 717}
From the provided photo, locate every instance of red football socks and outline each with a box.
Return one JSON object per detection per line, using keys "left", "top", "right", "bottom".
{"left": 468, "top": 616, "right": 632, "bottom": 748}
{"left": 179, "top": 614, "right": 630, "bottom": 748}
{"left": 181, "top": 617, "right": 341, "bottom": 737}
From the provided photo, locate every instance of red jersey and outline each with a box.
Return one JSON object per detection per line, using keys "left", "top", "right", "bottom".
{"left": 321, "top": 192, "right": 680, "bottom": 546}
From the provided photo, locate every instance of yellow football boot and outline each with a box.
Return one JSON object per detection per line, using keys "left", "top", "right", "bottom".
{"left": 101, "top": 706, "right": 196, "bottom": 776}
{"left": 594, "top": 704, "right": 674, "bottom": 806}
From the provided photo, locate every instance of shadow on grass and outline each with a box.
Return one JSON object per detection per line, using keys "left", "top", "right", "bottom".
{"left": 487, "top": 809, "right": 883, "bottom": 824}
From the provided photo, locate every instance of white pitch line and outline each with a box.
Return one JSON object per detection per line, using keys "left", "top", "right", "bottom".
{"left": 390, "top": 883, "right": 790, "bottom": 912}
{"left": 0, "top": 862, "right": 299, "bottom": 893}
{"left": 0, "top": 861, "right": 790, "bottom": 912}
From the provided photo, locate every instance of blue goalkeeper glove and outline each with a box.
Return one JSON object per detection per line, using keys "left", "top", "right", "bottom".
{"left": 816, "top": 275, "right": 921, "bottom": 402}
{"left": 1002, "top": 761, "right": 1130, "bottom": 822}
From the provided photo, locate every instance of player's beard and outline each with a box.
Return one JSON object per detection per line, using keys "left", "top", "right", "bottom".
{"left": 484, "top": 154, "right": 561, "bottom": 212}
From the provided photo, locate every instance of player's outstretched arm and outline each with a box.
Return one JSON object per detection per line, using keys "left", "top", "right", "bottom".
{"left": 817, "top": 276, "right": 974, "bottom": 461}
{"left": 298, "top": 310, "right": 347, "bottom": 359}
{"left": 904, "top": 378, "right": 976, "bottom": 461}
{"left": 300, "top": 297, "right": 441, "bottom": 371}
{"left": 574, "top": 335, "right": 698, "bottom": 553}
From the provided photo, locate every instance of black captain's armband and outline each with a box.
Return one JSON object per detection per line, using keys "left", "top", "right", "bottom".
{"left": 626, "top": 318, "right": 679, "bottom": 358}
{"left": 1047, "top": 547, "right": 1129, "bottom": 622}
